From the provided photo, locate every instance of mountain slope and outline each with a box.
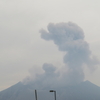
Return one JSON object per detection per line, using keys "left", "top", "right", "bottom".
{"left": 0, "top": 82, "right": 34, "bottom": 100}
{"left": 0, "top": 81, "right": 100, "bottom": 100}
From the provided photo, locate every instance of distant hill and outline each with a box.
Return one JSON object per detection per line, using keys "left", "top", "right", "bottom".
{"left": 0, "top": 81, "right": 100, "bottom": 100}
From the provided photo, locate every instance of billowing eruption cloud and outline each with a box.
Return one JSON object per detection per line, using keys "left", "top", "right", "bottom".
{"left": 23, "top": 22, "right": 99, "bottom": 88}
{"left": 40, "top": 22, "right": 98, "bottom": 84}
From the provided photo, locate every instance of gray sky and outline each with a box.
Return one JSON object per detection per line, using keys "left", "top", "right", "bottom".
{"left": 0, "top": 0, "right": 100, "bottom": 91}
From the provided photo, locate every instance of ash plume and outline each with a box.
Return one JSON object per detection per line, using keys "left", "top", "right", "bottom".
{"left": 23, "top": 22, "right": 99, "bottom": 88}
{"left": 40, "top": 22, "right": 98, "bottom": 85}
{"left": 23, "top": 63, "right": 58, "bottom": 89}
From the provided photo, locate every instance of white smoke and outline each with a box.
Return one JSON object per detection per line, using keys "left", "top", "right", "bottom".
{"left": 23, "top": 22, "right": 99, "bottom": 88}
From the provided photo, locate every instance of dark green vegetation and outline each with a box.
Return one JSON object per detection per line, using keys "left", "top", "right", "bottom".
{"left": 0, "top": 81, "right": 100, "bottom": 100}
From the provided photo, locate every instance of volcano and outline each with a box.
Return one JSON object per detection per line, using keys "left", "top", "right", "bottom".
{"left": 0, "top": 81, "right": 100, "bottom": 100}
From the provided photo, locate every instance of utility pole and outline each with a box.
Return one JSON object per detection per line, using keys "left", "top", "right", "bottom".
{"left": 35, "top": 90, "right": 38, "bottom": 100}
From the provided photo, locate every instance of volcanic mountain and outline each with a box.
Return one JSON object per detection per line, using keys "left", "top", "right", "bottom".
{"left": 0, "top": 81, "right": 100, "bottom": 100}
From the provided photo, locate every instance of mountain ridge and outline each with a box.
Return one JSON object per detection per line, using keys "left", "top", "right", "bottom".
{"left": 0, "top": 81, "right": 100, "bottom": 100}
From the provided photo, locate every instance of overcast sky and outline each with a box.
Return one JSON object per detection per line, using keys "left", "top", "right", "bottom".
{"left": 0, "top": 0, "right": 100, "bottom": 91}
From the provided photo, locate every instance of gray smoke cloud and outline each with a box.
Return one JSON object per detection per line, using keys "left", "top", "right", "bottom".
{"left": 23, "top": 22, "right": 99, "bottom": 88}
{"left": 40, "top": 22, "right": 98, "bottom": 84}
{"left": 23, "top": 63, "right": 58, "bottom": 89}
